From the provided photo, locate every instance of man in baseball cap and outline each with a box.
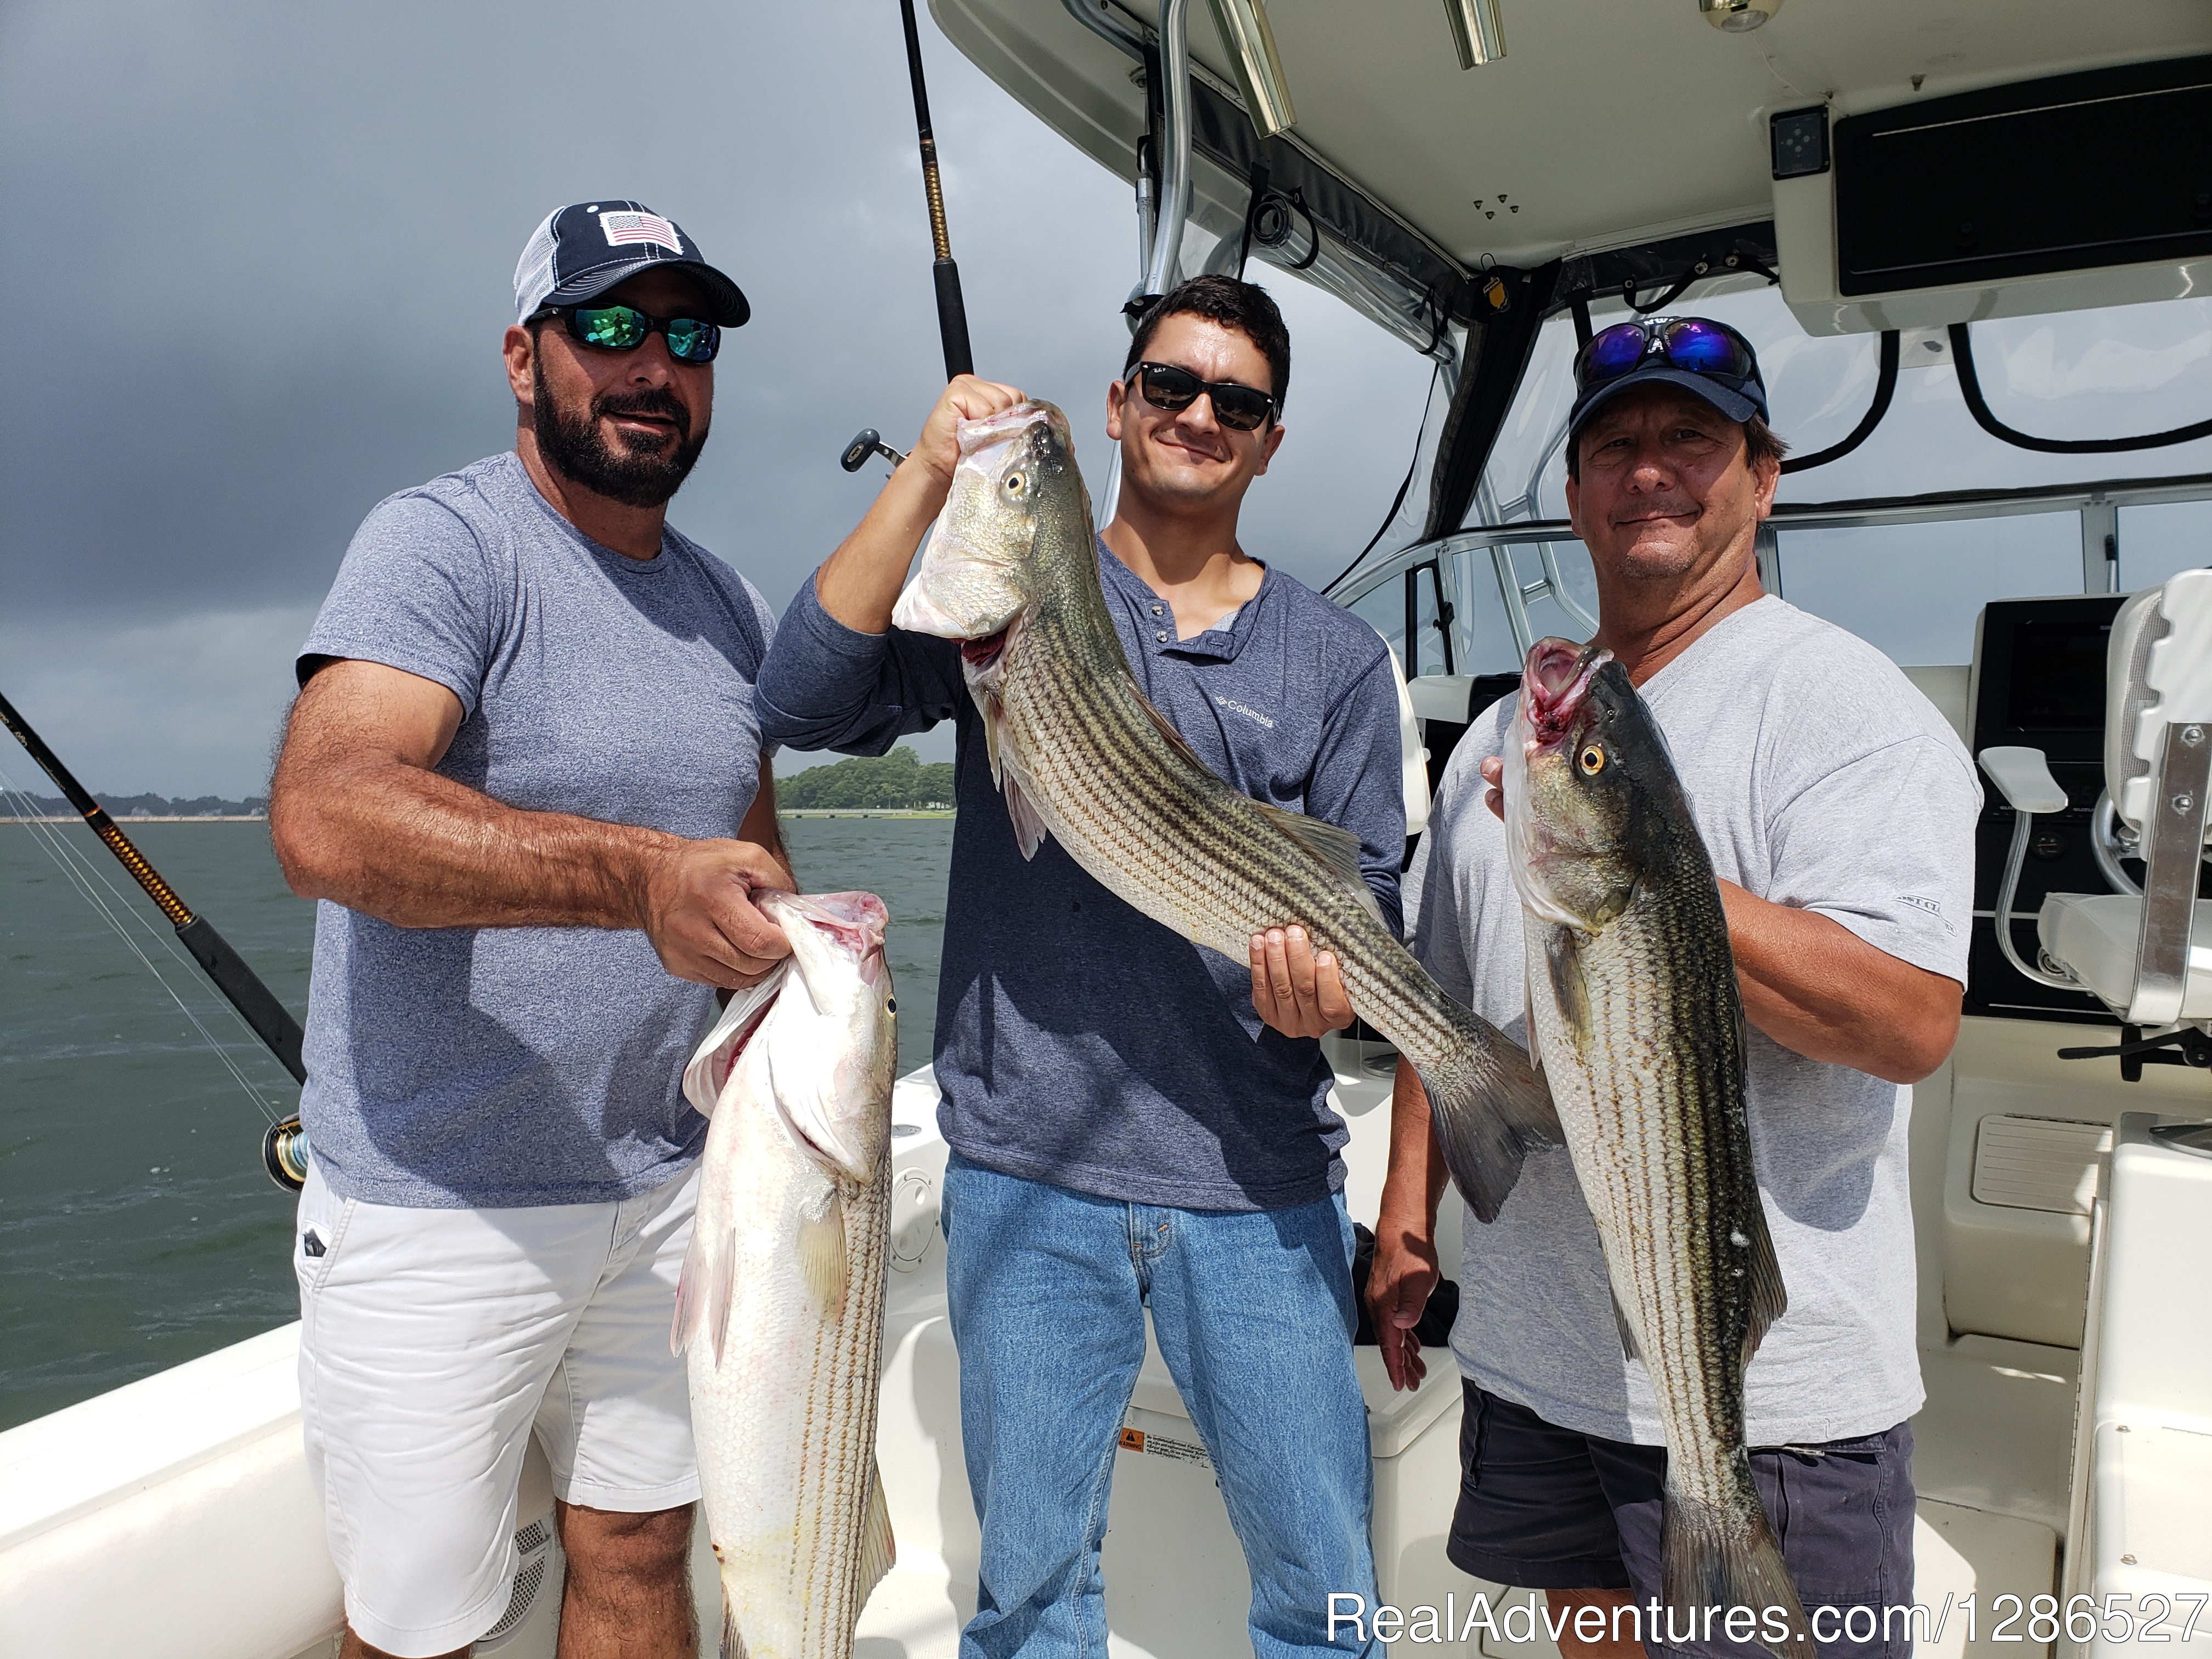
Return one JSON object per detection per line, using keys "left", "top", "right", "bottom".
{"left": 270, "top": 201, "right": 782, "bottom": 1657}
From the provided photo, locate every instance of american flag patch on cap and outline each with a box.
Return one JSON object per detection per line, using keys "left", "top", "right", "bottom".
{"left": 597, "top": 210, "right": 682, "bottom": 255}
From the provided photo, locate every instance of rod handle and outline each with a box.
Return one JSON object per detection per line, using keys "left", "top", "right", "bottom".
{"left": 177, "top": 916, "right": 307, "bottom": 1084}
{"left": 934, "top": 258, "right": 974, "bottom": 381}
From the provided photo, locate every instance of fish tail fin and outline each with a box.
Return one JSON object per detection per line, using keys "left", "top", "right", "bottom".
{"left": 1419, "top": 1014, "right": 1562, "bottom": 1224}
{"left": 720, "top": 1603, "right": 748, "bottom": 1659}
{"left": 1660, "top": 1470, "right": 1814, "bottom": 1659}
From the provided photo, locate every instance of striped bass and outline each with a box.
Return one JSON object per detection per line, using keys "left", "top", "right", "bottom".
{"left": 890, "top": 399, "right": 1556, "bottom": 1222}
{"left": 1504, "top": 637, "right": 1812, "bottom": 1659}
{"left": 674, "top": 890, "right": 899, "bottom": 1659}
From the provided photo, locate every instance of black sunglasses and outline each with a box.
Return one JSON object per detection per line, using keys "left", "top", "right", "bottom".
{"left": 1128, "top": 361, "right": 1277, "bottom": 431}
{"left": 532, "top": 302, "right": 720, "bottom": 364}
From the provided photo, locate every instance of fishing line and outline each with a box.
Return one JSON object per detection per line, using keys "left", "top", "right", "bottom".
{"left": 3, "top": 769, "right": 286, "bottom": 1124}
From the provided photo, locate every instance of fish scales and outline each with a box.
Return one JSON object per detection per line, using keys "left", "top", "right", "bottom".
{"left": 1506, "top": 639, "right": 1812, "bottom": 1659}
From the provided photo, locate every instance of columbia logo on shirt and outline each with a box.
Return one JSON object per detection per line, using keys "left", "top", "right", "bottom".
{"left": 1215, "top": 695, "right": 1276, "bottom": 730}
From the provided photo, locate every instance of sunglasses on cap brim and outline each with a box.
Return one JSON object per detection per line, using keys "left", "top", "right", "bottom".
{"left": 1572, "top": 317, "right": 1759, "bottom": 393}
{"left": 532, "top": 302, "right": 721, "bottom": 365}
{"left": 1128, "top": 362, "right": 1277, "bottom": 432}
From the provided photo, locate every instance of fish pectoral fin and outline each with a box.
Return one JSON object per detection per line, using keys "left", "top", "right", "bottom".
{"left": 1542, "top": 927, "right": 1594, "bottom": 1051}
{"left": 709, "top": 1225, "right": 738, "bottom": 1365}
{"left": 859, "top": 1458, "right": 898, "bottom": 1596}
{"left": 720, "top": 1604, "right": 748, "bottom": 1659}
{"left": 1250, "top": 800, "right": 1385, "bottom": 926}
{"left": 798, "top": 1191, "right": 848, "bottom": 1319}
{"left": 1660, "top": 1479, "right": 1814, "bottom": 1659}
{"left": 1000, "top": 753, "right": 1052, "bottom": 860}
{"left": 1740, "top": 1203, "right": 1788, "bottom": 1367}
{"left": 1608, "top": 1283, "right": 1641, "bottom": 1362}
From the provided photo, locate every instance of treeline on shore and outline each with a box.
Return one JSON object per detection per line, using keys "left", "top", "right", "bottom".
{"left": 10, "top": 792, "right": 267, "bottom": 818}
{"left": 778, "top": 746, "right": 955, "bottom": 812}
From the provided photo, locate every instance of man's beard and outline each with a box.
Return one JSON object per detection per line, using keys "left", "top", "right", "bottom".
{"left": 531, "top": 356, "right": 709, "bottom": 509}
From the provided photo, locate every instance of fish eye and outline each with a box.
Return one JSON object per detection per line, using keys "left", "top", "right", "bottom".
{"left": 886, "top": 997, "right": 897, "bottom": 1013}
{"left": 1578, "top": 744, "right": 1606, "bottom": 776}
{"left": 1004, "top": 473, "right": 1024, "bottom": 493}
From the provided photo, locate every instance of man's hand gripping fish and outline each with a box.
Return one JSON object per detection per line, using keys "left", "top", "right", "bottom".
{"left": 674, "top": 890, "right": 899, "bottom": 1659}
{"left": 891, "top": 399, "right": 1555, "bottom": 1222}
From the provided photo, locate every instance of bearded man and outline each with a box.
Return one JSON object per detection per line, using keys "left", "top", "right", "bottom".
{"left": 268, "top": 200, "right": 790, "bottom": 1659}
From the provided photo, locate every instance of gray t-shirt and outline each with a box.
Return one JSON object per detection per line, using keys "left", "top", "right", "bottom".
{"left": 296, "top": 451, "right": 776, "bottom": 1208}
{"left": 1408, "top": 596, "right": 1979, "bottom": 1446}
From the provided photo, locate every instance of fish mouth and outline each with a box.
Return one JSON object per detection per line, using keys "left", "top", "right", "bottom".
{"left": 957, "top": 399, "right": 1062, "bottom": 458}
{"left": 1520, "top": 638, "right": 1611, "bottom": 750}
{"left": 763, "top": 890, "right": 888, "bottom": 960}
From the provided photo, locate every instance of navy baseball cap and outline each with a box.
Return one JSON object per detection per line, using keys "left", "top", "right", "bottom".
{"left": 512, "top": 200, "right": 750, "bottom": 328}
{"left": 1566, "top": 317, "right": 1768, "bottom": 442}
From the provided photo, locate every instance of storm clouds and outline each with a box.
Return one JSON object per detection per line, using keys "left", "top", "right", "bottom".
{"left": 0, "top": 1, "right": 1431, "bottom": 797}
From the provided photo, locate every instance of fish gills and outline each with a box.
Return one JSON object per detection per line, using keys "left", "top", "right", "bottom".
{"left": 675, "top": 891, "right": 899, "bottom": 1659}
{"left": 1507, "top": 639, "right": 1810, "bottom": 1659}
{"left": 893, "top": 400, "right": 1559, "bottom": 1222}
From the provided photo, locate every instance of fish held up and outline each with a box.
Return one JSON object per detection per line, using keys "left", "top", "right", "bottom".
{"left": 675, "top": 889, "right": 900, "bottom": 1659}
{"left": 1505, "top": 637, "right": 1812, "bottom": 1659}
{"left": 892, "top": 399, "right": 1558, "bottom": 1226}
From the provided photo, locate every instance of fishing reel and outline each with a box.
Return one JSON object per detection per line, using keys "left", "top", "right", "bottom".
{"left": 263, "top": 1114, "right": 309, "bottom": 1192}
{"left": 840, "top": 428, "right": 907, "bottom": 473}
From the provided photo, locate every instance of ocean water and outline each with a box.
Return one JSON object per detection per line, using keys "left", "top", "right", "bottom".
{"left": 0, "top": 815, "right": 953, "bottom": 1432}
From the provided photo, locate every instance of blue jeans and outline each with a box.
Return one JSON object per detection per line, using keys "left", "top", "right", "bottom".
{"left": 941, "top": 1152, "right": 1382, "bottom": 1658}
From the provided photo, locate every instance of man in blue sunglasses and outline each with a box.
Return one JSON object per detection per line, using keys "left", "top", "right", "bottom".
{"left": 1372, "top": 316, "right": 1980, "bottom": 1659}
{"left": 269, "top": 201, "right": 781, "bottom": 1659}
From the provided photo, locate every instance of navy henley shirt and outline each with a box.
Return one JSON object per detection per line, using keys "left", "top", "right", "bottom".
{"left": 754, "top": 540, "right": 1404, "bottom": 1211}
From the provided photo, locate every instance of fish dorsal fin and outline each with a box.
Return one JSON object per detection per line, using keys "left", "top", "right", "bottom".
{"left": 859, "top": 1460, "right": 897, "bottom": 1595}
{"left": 1127, "top": 673, "right": 1215, "bottom": 776}
{"left": 797, "top": 1189, "right": 848, "bottom": 1321}
{"left": 1251, "top": 800, "right": 1384, "bottom": 927}
{"left": 1739, "top": 1202, "right": 1788, "bottom": 1367}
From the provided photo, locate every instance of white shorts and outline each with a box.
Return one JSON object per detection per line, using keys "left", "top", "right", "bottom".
{"left": 293, "top": 1159, "right": 701, "bottom": 1657}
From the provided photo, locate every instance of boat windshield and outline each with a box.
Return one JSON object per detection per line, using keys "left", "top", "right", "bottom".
{"left": 1348, "top": 290, "right": 2212, "bottom": 676}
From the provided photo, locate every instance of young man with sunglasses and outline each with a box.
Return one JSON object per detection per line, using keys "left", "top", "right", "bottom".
{"left": 269, "top": 200, "right": 789, "bottom": 1659}
{"left": 1369, "top": 317, "right": 1978, "bottom": 1659}
{"left": 756, "top": 274, "right": 1398, "bottom": 1657}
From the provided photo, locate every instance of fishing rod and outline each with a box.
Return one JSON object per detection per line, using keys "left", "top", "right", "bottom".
{"left": 1, "top": 690, "right": 311, "bottom": 1192}
{"left": 900, "top": 0, "right": 974, "bottom": 380}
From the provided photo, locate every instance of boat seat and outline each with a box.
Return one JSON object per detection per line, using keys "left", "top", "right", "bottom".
{"left": 1979, "top": 568, "right": 2212, "bottom": 1040}
{"left": 2038, "top": 891, "right": 2212, "bottom": 1017}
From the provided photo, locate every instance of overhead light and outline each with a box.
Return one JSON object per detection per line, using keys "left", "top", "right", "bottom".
{"left": 1700, "top": 0, "right": 1781, "bottom": 32}
{"left": 1206, "top": 0, "right": 1296, "bottom": 138}
{"left": 1441, "top": 0, "right": 1505, "bottom": 67}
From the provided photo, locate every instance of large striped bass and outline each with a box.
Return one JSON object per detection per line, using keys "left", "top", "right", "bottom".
{"left": 1504, "top": 638, "right": 1812, "bottom": 1659}
{"left": 674, "top": 890, "right": 898, "bottom": 1659}
{"left": 890, "top": 399, "right": 1555, "bottom": 1221}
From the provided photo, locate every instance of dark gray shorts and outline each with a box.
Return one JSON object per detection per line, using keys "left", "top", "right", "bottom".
{"left": 1447, "top": 1383, "right": 1917, "bottom": 1659}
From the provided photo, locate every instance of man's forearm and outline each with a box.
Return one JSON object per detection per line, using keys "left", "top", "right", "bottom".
{"left": 275, "top": 755, "right": 679, "bottom": 930}
{"left": 1378, "top": 1060, "right": 1449, "bottom": 1233}
{"left": 1718, "top": 881, "right": 1961, "bottom": 1084}
{"left": 814, "top": 458, "right": 954, "bottom": 634}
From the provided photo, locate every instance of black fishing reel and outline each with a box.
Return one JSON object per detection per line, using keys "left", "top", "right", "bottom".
{"left": 263, "top": 1113, "right": 309, "bottom": 1192}
{"left": 840, "top": 428, "right": 907, "bottom": 473}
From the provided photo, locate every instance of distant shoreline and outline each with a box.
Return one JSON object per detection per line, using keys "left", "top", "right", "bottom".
{"left": 780, "top": 809, "right": 955, "bottom": 819}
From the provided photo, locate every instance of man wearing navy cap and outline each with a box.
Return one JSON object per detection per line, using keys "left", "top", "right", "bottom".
{"left": 1369, "top": 318, "right": 1979, "bottom": 1659}
{"left": 269, "top": 201, "right": 781, "bottom": 1658}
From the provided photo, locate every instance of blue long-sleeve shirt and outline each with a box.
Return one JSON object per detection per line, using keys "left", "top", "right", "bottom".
{"left": 755, "top": 541, "right": 1405, "bottom": 1210}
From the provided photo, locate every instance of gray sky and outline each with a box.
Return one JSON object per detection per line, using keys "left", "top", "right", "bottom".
{"left": 0, "top": 0, "right": 1431, "bottom": 799}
